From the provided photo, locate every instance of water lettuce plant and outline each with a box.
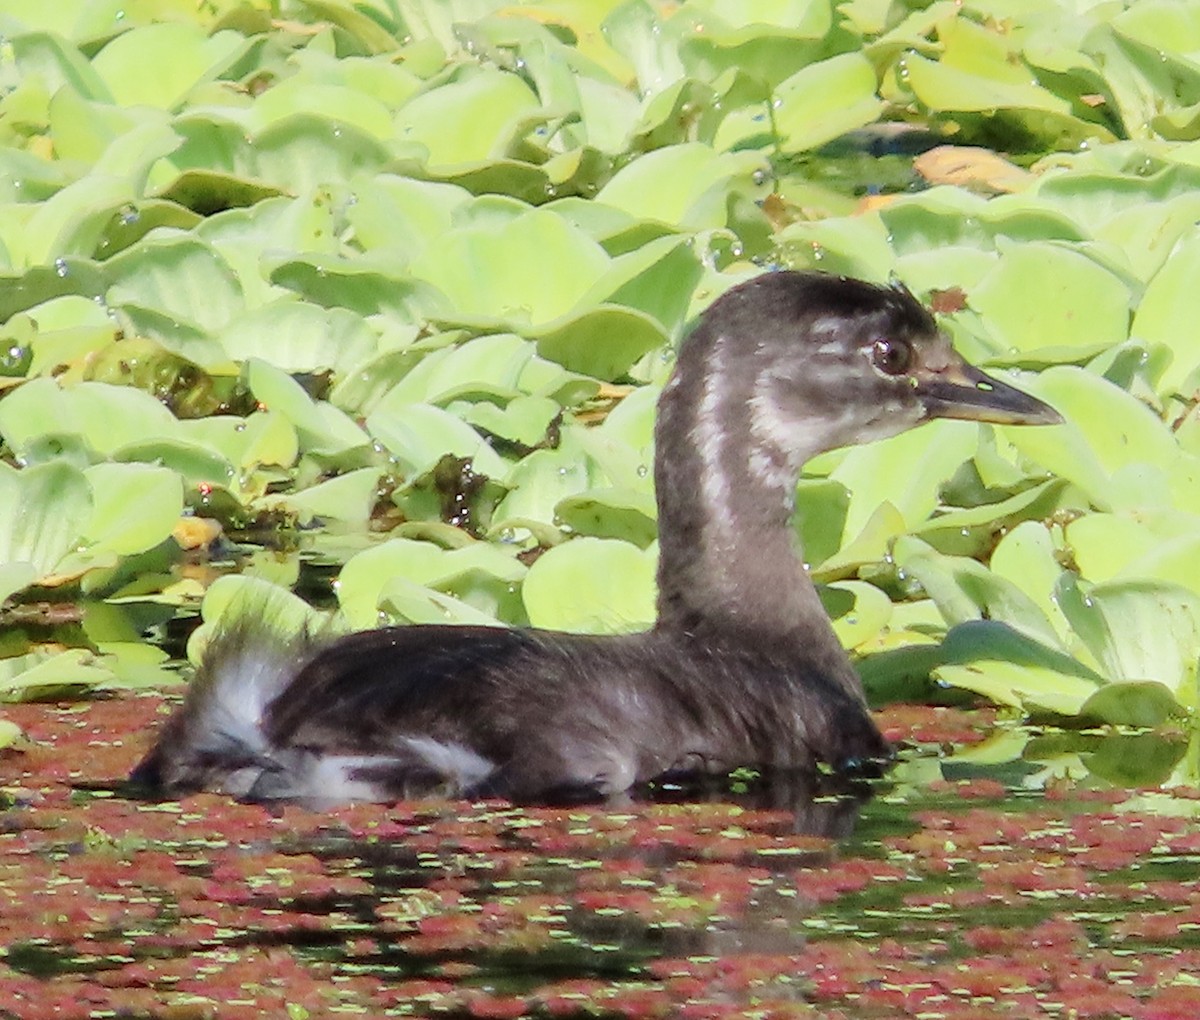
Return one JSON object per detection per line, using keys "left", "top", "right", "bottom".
{"left": 0, "top": 0, "right": 1198, "bottom": 746}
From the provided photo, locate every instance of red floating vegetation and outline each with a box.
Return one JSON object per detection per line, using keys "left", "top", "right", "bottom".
{"left": 0, "top": 694, "right": 1198, "bottom": 1019}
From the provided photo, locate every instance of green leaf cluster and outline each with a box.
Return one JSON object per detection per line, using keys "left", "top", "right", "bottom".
{"left": 0, "top": 0, "right": 1198, "bottom": 726}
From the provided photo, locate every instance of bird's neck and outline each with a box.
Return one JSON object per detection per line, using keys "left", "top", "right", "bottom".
{"left": 652, "top": 330, "right": 852, "bottom": 684}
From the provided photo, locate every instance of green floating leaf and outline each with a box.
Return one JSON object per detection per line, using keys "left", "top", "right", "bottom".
{"left": 293, "top": 0, "right": 403, "bottom": 53}
{"left": 269, "top": 256, "right": 446, "bottom": 321}
{"left": 825, "top": 580, "right": 892, "bottom": 651}
{"left": 754, "top": 53, "right": 883, "bottom": 152}
{"left": 466, "top": 395, "right": 560, "bottom": 447}
{"left": 522, "top": 536, "right": 656, "bottom": 633}
{"left": 532, "top": 305, "right": 668, "bottom": 381}
{"left": 90, "top": 23, "right": 250, "bottom": 110}
{"left": 114, "top": 438, "right": 236, "bottom": 490}
{"left": 1078, "top": 681, "right": 1183, "bottom": 728}
{"left": 367, "top": 402, "right": 507, "bottom": 479}
{"left": 0, "top": 718, "right": 21, "bottom": 748}
{"left": 378, "top": 577, "right": 508, "bottom": 627}
{"left": 1000, "top": 366, "right": 1179, "bottom": 510}
{"left": 11, "top": 30, "right": 112, "bottom": 103}
{"left": 0, "top": 649, "right": 114, "bottom": 702}
{"left": 915, "top": 479, "right": 1069, "bottom": 560}
{"left": 246, "top": 359, "right": 368, "bottom": 455}
{"left": 412, "top": 208, "right": 609, "bottom": 327}
{"left": 276, "top": 467, "right": 386, "bottom": 526}
{"left": 832, "top": 420, "right": 979, "bottom": 540}
{"left": 190, "top": 574, "right": 329, "bottom": 665}
{"left": 104, "top": 234, "right": 245, "bottom": 337}
{"left": 82, "top": 463, "right": 183, "bottom": 556}
{"left": 556, "top": 487, "right": 658, "bottom": 548}
{"left": 396, "top": 67, "right": 542, "bottom": 167}
{"left": 337, "top": 538, "right": 526, "bottom": 629}
{"left": 971, "top": 242, "right": 1131, "bottom": 356}
{"left": 0, "top": 460, "right": 92, "bottom": 602}
{"left": 895, "top": 536, "right": 1062, "bottom": 649}
{"left": 1132, "top": 230, "right": 1200, "bottom": 396}
{"left": 375, "top": 332, "right": 533, "bottom": 407}
{"left": 348, "top": 175, "right": 471, "bottom": 260}
{"left": 1057, "top": 574, "right": 1200, "bottom": 696}
{"left": 934, "top": 619, "right": 1104, "bottom": 716}
{"left": 492, "top": 430, "right": 606, "bottom": 527}
{"left": 249, "top": 115, "right": 394, "bottom": 193}
{"left": 218, "top": 302, "right": 379, "bottom": 376}
{"left": 595, "top": 143, "right": 767, "bottom": 230}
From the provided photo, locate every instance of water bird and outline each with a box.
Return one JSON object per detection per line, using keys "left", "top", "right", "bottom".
{"left": 131, "top": 271, "right": 1060, "bottom": 804}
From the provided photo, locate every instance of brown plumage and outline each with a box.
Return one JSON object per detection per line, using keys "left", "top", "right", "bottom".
{"left": 131, "top": 270, "right": 1060, "bottom": 804}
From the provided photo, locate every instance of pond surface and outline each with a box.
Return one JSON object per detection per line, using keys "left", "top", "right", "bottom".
{"left": 1, "top": 697, "right": 1198, "bottom": 1019}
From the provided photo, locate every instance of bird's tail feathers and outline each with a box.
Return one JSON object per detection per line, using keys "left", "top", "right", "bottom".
{"left": 130, "top": 610, "right": 324, "bottom": 796}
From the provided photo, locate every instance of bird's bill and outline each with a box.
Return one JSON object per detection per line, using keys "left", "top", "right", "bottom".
{"left": 918, "top": 361, "right": 1062, "bottom": 426}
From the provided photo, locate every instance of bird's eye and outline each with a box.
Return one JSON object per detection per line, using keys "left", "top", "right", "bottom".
{"left": 871, "top": 337, "right": 912, "bottom": 375}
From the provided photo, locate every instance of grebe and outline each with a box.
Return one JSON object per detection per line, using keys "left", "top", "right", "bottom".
{"left": 131, "top": 271, "right": 1059, "bottom": 804}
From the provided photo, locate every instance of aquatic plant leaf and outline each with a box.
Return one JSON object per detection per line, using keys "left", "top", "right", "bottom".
{"left": 218, "top": 301, "right": 379, "bottom": 375}
{"left": 18, "top": 175, "right": 135, "bottom": 269}
{"left": 0, "top": 461, "right": 91, "bottom": 602}
{"left": 522, "top": 537, "right": 656, "bottom": 633}
{"left": 13, "top": 29, "right": 110, "bottom": 99}
{"left": 373, "top": 333, "right": 533, "bottom": 407}
{"left": 245, "top": 359, "right": 368, "bottom": 455}
{"left": 555, "top": 488, "right": 658, "bottom": 548}
{"left": 532, "top": 305, "right": 668, "bottom": 380}
{"left": 337, "top": 537, "right": 526, "bottom": 629}
{"left": 826, "top": 580, "right": 892, "bottom": 651}
{"left": 90, "top": 23, "right": 250, "bottom": 110}
{"left": 275, "top": 467, "right": 386, "bottom": 526}
{"left": 182, "top": 411, "right": 299, "bottom": 476}
{"left": 0, "top": 648, "right": 114, "bottom": 701}
{"left": 293, "top": 0, "right": 403, "bottom": 53}
{"left": 189, "top": 574, "right": 329, "bottom": 665}
{"left": 378, "top": 577, "right": 509, "bottom": 627}
{"left": 970, "top": 242, "right": 1131, "bottom": 355}
{"left": 769, "top": 53, "right": 885, "bottom": 152}
{"left": 1057, "top": 574, "right": 1200, "bottom": 697}
{"left": 491, "top": 430, "right": 606, "bottom": 527}
{"left": 988, "top": 521, "right": 1070, "bottom": 644}
{"left": 269, "top": 255, "right": 447, "bottom": 321}
{"left": 832, "top": 420, "right": 979, "bottom": 540}
{"left": 794, "top": 478, "right": 851, "bottom": 572}
{"left": 935, "top": 659, "right": 1099, "bottom": 715}
{"left": 395, "top": 68, "right": 542, "bottom": 167}
{"left": 366, "top": 402, "right": 507, "bottom": 478}
{"left": 1131, "top": 230, "right": 1200, "bottom": 396}
{"left": 582, "top": 234, "right": 702, "bottom": 338}
{"left": 412, "top": 208, "right": 609, "bottom": 326}
{"left": 600, "top": 0, "right": 686, "bottom": 99}
{"left": 1000, "top": 367, "right": 1180, "bottom": 510}
{"left": 103, "top": 234, "right": 245, "bottom": 337}
{"left": 249, "top": 115, "right": 395, "bottom": 193}
{"left": 934, "top": 619, "right": 1104, "bottom": 715}
{"left": 251, "top": 84, "right": 396, "bottom": 140}
{"left": 894, "top": 537, "right": 1063, "bottom": 649}
{"left": 595, "top": 143, "right": 767, "bottom": 230}
{"left": 0, "top": 718, "right": 20, "bottom": 748}
{"left": 465, "top": 395, "right": 561, "bottom": 447}
{"left": 914, "top": 479, "right": 1069, "bottom": 559}
{"left": 347, "top": 175, "right": 472, "bottom": 258}
{"left": 81, "top": 463, "right": 183, "bottom": 556}
{"left": 1078, "top": 681, "right": 1183, "bottom": 727}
